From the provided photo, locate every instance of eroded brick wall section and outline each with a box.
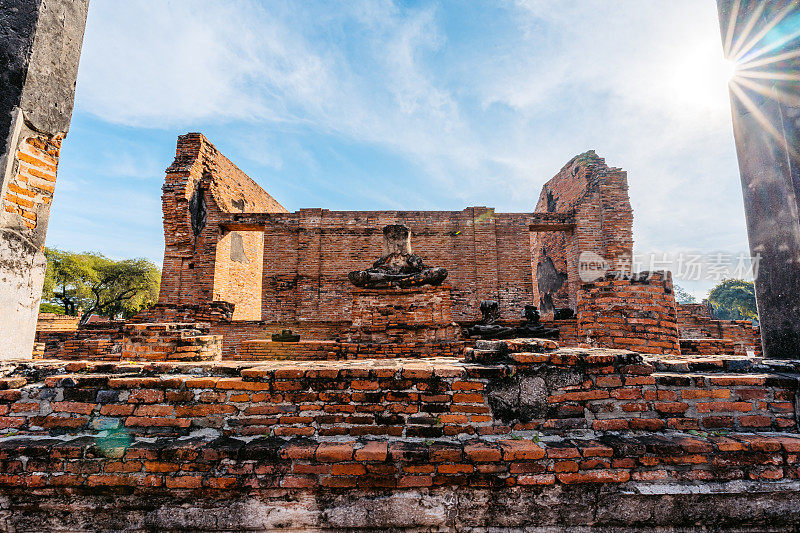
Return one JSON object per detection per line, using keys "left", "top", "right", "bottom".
{"left": 350, "top": 287, "right": 454, "bottom": 328}
{"left": 35, "top": 313, "right": 79, "bottom": 333}
{"left": 159, "top": 133, "right": 287, "bottom": 313}
{"left": 547, "top": 318, "right": 578, "bottom": 346}
{"left": 531, "top": 151, "right": 633, "bottom": 313}
{"left": 35, "top": 322, "right": 126, "bottom": 360}
{"left": 680, "top": 338, "right": 737, "bottom": 355}
{"left": 2, "top": 341, "right": 799, "bottom": 528}
{"left": 0, "top": 344, "right": 797, "bottom": 491}
{"left": 0, "top": 431, "right": 798, "bottom": 493}
{"left": 130, "top": 302, "right": 235, "bottom": 323}
{"left": 678, "top": 303, "right": 761, "bottom": 355}
{"left": 35, "top": 322, "right": 221, "bottom": 362}
{"left": 236, "top": 340, "right": 466, "bottom": 360}
{"left": 577, "top": 272, "right": 679, "bottom": 354}
{"left": 347, "top": 286, "right": 461, "bottom": 344}
{"left": 121, "top": 323, "right": 221, "bottom": 362}
{"left": 1, "top": 136, "right": 60, "bottom": 232}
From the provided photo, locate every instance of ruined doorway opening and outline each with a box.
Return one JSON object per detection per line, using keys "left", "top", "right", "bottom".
{"left": 213, "top": 229, "right": 264, "bottom": 321}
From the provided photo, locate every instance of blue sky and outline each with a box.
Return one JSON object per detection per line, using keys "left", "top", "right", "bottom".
{"left": 49, "top": 0, "right": 746, "bottom": 299}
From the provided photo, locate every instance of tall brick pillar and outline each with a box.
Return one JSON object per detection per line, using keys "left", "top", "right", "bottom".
{"left": 716, "top": 1, "right": 800, "bottom": 358}
{"left": 0, "top": 0, "right": 89, "bottom": 360}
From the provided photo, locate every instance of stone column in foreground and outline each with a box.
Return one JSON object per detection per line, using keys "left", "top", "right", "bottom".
{"left": 717, "top": 0, "right": 800, "bottom": 358}
{"left": 0, "top": 0, "right": 89, "bottom": 359}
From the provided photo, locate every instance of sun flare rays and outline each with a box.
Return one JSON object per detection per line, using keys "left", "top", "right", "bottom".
{"left": 722, "top": 1, "right": 800, "bottom": 161}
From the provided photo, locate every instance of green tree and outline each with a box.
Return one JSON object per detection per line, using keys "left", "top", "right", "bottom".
{"left": 41, "top": 248, "right": 160, "bottom": 324}
{"left": 674, "top": 284, "right": 697, "bottom": 304}
{"left": 707, "top": 279, "right": 758, "bottom": 321}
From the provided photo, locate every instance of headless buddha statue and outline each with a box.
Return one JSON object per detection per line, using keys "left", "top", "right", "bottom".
{"left": 467, "top": 302, "right": 559, "bottom": 340}
{"left": 348, "top": 224, "right": 448, "bottom": 289}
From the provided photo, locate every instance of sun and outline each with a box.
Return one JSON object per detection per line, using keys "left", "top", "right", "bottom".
{"left": 660, "top": 41, "right": 739, "bottom": 114}
{"left": 723, "top": 58, "right": 739, "bottom": 82}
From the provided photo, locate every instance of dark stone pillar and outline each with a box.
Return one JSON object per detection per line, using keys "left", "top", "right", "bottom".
{"left": 716, "top": 0, "right": 800, "bottom": 358}
{"left": 0, "top": 0, "right": 89, "bottom": 359}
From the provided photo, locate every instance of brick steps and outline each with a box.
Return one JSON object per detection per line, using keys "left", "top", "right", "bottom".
{"left": 1, "top": 346, "right": 796, "bottom": 439}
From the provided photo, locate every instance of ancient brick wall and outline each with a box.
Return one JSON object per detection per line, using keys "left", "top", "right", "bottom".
{"left": 350, "top": 286, "right": 454, "bottom": 328}
{"left": 6, "top": 345, "right": 795, "bottom": 440}
{"left": 1, "top": 440, "right": 799, "bottom": 531}
{"left": 3, "top": 342, "right": 800, "bottom": 529}
{"left": 130, "top": 302, "right": 235, "bottom": 323}
{"left": 552, "top": 318, "right": 578, "bottom": 346}
{"left": 121, "top": 323, "right": 221, "bottom": 362}
{"left": 260, "top": 207, "right": 534, "bottom": 325}
{"left": 677, "top": 302, "right": 761, "bottom": 355}
{"left": 158, "top": 133, "right": 287, "bottom": 319}
{"left": 0, "top": 344, "right": 797, "bottom": 463}
{"left": 235, "top": 339, "right": 466, "bottom": 360}
{"left": 35, "top": 322, "right": 126, "bottom": 360}
{"left": 347, "top": 286, "right": 461, "bottom": 344}
{"left": 679, "top": 302, "right": 713, "bottom": 319}
{"left": 680, "top": 338, "right": 737, "bottom": 355}
{"left": 577, "top": 271, "right": 680, "bottom": 354}
{"left": 35, "top": 312, "right": 79, "bottom": 333}
{"left": 1, "top": 135, "right": 60, "bottom": 234}
{"left": 35, "top": 322, "right": 221, "bottom": 362}
{"left": 158, "top": 136, "right": 534, "bottom": 328}
{"left": 531, "top": 151, "right": 633, "bottom": 314}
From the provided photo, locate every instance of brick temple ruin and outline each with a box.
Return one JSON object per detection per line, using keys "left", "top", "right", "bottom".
{"left": 2, "top": 1, "right": 800, "bottom": 530}
{"left": 10, "top": 133, "right": 797, "bottom": 531}
{"left": 35, "top": 133, "right": 762, "bottom": 362}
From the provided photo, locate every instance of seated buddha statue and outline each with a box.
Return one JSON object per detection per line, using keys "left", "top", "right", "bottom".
{"left": 515, "top": 304, "right": 559, "bottom": 339}
{"left": 466, "top": 300, "right": 517, "bottom": 339}
{"left": 348, "top": 224, "right": 448, "bottom": 289}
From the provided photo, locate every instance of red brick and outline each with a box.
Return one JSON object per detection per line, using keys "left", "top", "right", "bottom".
{"left": 464, "top": 443, "right": 501, "bottom": 462}
{"left": 316, "top": 443, "right": 354, "bottom": 462}
{"left": 516, "top": 473, "right": 556, "bottom": 485}
{"left": 654, "top": 402, "right": 688, "bottom": 414}
{"left": 593, "top": 419, "right": 629, "bottom": 430}
{"left": 331, "top": 463, "right": 366, "bottom": 476}
{"left": 499, "top": 440, "right": 545, "bottom": 461}
{"left": 696, "top": 402, "right": 753, "bottom": 413}
{"left": 398, "top": 476, "right": 433, "bottom": 488}
{"left": 739, "top": 415, "right": 772, "bottom": 427}
{"left": 52, "top": 402, "right": 95, "bottom": 415}
{"left": 165, "top": 475, "right": 203, "bottom": 489}
{"left": 557, "top": 470, "right": 630, "bottom": 484}
{"left": 354, "top": 441, "right": 388, "bottom": 462}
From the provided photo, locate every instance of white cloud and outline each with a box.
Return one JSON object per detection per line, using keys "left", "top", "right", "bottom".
{"left": 70, "top": 0, "right": 749, "bottom": 295}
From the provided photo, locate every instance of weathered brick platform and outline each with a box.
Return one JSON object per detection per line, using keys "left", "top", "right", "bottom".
{"left": 0, "top": 341, "right": 798, "bottom": 530}
{"left": 237, "top": 339, "right": 467, "bottom": 360}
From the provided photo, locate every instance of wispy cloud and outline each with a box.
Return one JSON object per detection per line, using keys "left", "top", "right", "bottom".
{"left": 59, "top": 0, "right": 748, "bottom": 297}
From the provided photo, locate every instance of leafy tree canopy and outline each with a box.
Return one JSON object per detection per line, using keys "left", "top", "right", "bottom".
{"left": 707, "top": 278, "right": 757, "bottom": 321}
{"left": 674, "top": 284, "right": 697, "bottom": 304}
{"left": 41, "top": 248, "right": 160, "bottom": 324}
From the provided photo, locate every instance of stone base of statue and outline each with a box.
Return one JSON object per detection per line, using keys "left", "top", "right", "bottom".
{"left": 341, "top": 224, "right": 463, "bottom": 356}
{"left": 345, "top": 285, "right": 463, "bottom": 347}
